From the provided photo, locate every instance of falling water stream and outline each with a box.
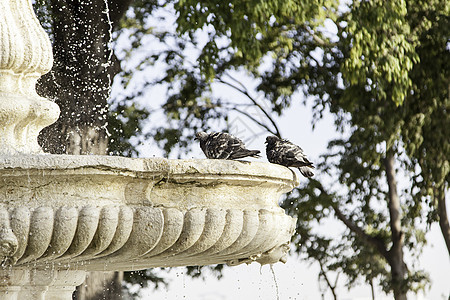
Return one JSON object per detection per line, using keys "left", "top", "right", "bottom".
{"left": 102, "top": 0, "right": 114, "bottom": 137}
{"left": 270, "top": 264, "right": 280, "bottom": 300}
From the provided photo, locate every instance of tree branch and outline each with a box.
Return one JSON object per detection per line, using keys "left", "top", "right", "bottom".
{"left": 332, "top": 205, "right": 389, "bottom": 260}
{"left": 312, "top": 183, "right": 389, "bottom": 259}
{"left": 217, "top": 75, "right": 282, "bottom": 137}
{"left": 318, "top": 260, "right": 338, "bottom": 300}
{"left": 223, "top": 72, "right": 248, "bottom": 94}
{"left": 227, "top": 106, "right": 277, "bottom": 136}
{"left": 303, "top": 26, "right": 334, "bottom": 48}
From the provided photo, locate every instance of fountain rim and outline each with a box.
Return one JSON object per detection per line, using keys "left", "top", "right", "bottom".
{"left": 0, "top": 154, "right": 299, "bottom": 187}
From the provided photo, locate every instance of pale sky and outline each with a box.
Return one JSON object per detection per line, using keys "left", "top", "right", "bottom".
{"left": 111, "top": 7, "right": 449, "bottom": 298}
{"left": 125, "top": 92, "right": 449, "bottom": 299}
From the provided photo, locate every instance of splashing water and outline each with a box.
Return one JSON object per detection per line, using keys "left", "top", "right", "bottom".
{"left": 102, "top": 0, "right": 114, "bottom": 138}
{"left": 102, "top": 0, "right": 114, "bottom": 66}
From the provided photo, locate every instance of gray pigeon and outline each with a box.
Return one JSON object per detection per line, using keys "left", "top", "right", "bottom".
{"left": 195, "top": 132, "right": 261, "bottom": 160}
{"left": 265, "top": 135, "right": 315, "bottom": 177}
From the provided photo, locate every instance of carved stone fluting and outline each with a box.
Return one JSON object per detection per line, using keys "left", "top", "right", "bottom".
{"left": 0, "top": 156, "right": 299, "bottom": 299}
{"left": 0, "top": 206, "right": 295, "bottom": 270}
{"left": 0, "top": 0, "right": 60, "bottom": 155}
{"left": 0, "top": 156, "right": 298, "bottom": 272}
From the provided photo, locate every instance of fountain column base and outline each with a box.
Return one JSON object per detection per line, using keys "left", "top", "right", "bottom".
{"left": 0, "top": 269, "right": 86, "bottom": 300}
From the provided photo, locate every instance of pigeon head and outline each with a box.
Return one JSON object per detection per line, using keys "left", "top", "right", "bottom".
{"left": 195, "top": 132, "right": 208, "bottom": 141}
{"left": 265, "top": 135, "right": 280, "bottom": 145}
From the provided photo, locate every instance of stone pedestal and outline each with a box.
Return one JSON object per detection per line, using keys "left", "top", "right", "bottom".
{"left": 0, "top": 269, "right": 86, "bottom": 300}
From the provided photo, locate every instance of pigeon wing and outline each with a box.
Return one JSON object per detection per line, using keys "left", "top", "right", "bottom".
{"left": 204, "top": 132, "right": 231, "bottom": 159}
{"left": 277, "top": 141, "right": 311, "bottom": 168}
{"left": 221, "top": 137, "right": 244, "bottom": 159}
{"left": 286, "top": 147, "right": 313, "bottom": 167}
{"left": 203, "top": 132, "right": 260, "bottom": 160}
{"left": 228, "top": 136, "right": 260, "bottom": 159}
{"left": 266, "top": 147, "right": 283, "bottom": 165}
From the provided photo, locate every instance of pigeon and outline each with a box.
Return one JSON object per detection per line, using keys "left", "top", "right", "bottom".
{"left": 265, "top": 135, "right": 315, "bottom": 177}
{"left": 195, "top": 131, "right": 261, "bottom": 160}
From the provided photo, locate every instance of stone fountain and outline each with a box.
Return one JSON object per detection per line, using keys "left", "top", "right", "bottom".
{"left": 0, "top": 0, "right": 298, "bottom": 299}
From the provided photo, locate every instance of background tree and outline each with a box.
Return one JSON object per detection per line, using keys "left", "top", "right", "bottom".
{"left": 33, "top": 0, "right": 448, "bottom": 299}
{"left": 115, "top": 0, "right": 447, "bottom": 298}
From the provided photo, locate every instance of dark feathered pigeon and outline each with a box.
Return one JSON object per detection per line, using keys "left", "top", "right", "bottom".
{"left": 265, "top": 135, "right": 315, "bottom": 177}
{"left": 195, "top": 132, "right": 261, "bottom": 160}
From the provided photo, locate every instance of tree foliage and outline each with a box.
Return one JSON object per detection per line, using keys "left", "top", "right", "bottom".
{"left": 115, "top": 0, "right": 448, "bottom": 298}
{"left": 33, "top": 0, "right": 449, "bottom": 298}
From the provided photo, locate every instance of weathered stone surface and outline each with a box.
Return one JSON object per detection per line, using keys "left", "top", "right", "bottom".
{"left": 0, "top": 155, "right": 298, "bottom": 270}
{"left": 0, "top": 0, "right": 60, "bottom": 155}
{"left": 0, "top": 0, "right": 299, "bottom": 298}
{"left": 0, "top": 269, "right": 86, "bottom": 300}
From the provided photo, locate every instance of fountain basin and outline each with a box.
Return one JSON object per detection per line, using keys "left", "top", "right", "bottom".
{"left": 0, "top": 0, "right": 299, "bottom": 297}
{"left": 0, "top": 155, "right": 298, "bottom": 271}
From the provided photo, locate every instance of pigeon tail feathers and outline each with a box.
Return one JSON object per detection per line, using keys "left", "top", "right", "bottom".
{"left": 249, "top": 150, "right": 261, "bottom": 158}
{"left": 229, "top": 149, "right": 261, "bottom": 160}
{"left": 299, "top": 166, "right": 314, "bottom": 178}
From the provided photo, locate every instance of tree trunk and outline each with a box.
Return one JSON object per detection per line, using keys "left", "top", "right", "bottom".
{"left": 36, "top": 0, "right": 130, "bottom": 299}
{"left": 37, "top": 0, "right": 118, "bottom": 154}
{"left": 436, "top": 187, "right": 450, "bottom": 255}
{"left": 74, "top": 271, "right": 124, "bottom": 300}
{"left": 370, "top": 279, "right": 375, "bottom": 300}
{"left": 384, "top": 153, "right": 408, "bottom": 300}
